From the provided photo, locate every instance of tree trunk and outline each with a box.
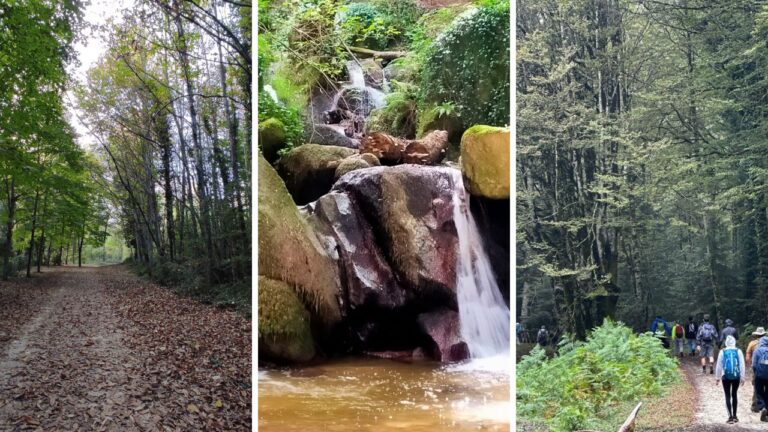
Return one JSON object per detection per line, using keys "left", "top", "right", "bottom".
{"left": 26, "top": 189, "right": 40, "bottom": 278}
{"left": 361, "top": 130, "right": 449, "bottom": 165}
{"left": 2, "top": 177, "right": 16, "bottom": 280}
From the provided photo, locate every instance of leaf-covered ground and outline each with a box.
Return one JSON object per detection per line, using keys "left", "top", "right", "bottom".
{"left": 0, "top": 266, "right": 251, "bottom": 431}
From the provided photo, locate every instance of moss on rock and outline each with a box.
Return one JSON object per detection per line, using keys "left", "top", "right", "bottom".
{"left": 258, "top": 118, "right": 287, "bottom": 163}
{"left": 258, "top": 276, "right": 315, "bottom": 363}
{"left": 335, "top": 154, "right": 380, "bottom": 179}
{"left": 460, "top": 125, "right": 510, "bottom": 199}
{"left": 258, "top": 154, "right": 342, "bottom": 329}
{"left": 277, "top": 144, "right": 357, "bottom": 204}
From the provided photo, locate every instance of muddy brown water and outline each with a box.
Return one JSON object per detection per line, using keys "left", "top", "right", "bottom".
{"left": 258, "top": 356, "right": 510, "bottom": 432}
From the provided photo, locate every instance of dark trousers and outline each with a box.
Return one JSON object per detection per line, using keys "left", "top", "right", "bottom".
{"left": 756, "top": 377, "right": 768, "bottom": 412}
{"left": 722, "top": 379, "right": 740, "bottom": 417}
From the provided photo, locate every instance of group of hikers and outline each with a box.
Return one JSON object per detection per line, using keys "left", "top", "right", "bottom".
{"left": 651, "top": 314, "right": 768, "bottom": 424}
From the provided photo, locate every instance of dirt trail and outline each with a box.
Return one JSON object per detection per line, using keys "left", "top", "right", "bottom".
{"left": 681, "top": 355, "right": 765, "bottom": 431}
{"left": 0, "top": 266, "right": 250, "bottom": 431}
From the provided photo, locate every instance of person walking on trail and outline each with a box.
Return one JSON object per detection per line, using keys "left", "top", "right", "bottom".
{"left": 716, "top": 335, "right": 746, "bottom": 424}
{"left": 671, "top": 320, "right": 686, "bottom": 358}
{"left": 698, "top": 314, "right": 719, "bottom": 374}
{"left": 516, "top": 322, "right": 523, "bottom": 344}
{"left": 721, "top": 319, "right": 739, "bottom": 347}
{"left": 686, "top": 316, "right": 698, "bottom": 356}
{"left": 747, "top": 327, "right": 766, "bottom": 413}
{"left": 650, "top": 315, "right": 671, "bottom": 348}
{"left": 752, "top": 335, "right": 768, "bottom": 422}
{"left": 537, "top": 326, "right": 549, "bottom": 347}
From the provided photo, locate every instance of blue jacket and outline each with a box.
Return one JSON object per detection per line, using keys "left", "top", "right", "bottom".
{"left": 752, "top": 336, "right": 768, "bottom": 372}
{"left": 650, "top": 317, "right": 671, "bottom": 336}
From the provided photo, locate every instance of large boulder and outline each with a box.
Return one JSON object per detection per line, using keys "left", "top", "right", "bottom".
{"left": 258, "top": 118, "right": 287, "bottom": 163}
{"left": 360, "top": 58, "right": 385, "bottom": 90}
{"left": 258, "top": 155, "right": 342, "bottom": 330}
{"left": 460, "top": 125, "right": 510, "bottom": 199}
{"left": 277, "top": 144, "right": 357, "bottom": 205}
{"left": 332, "top": 165, "right": 460, "bottom": 304}
{"left": 258, "top": 277, "right": 315, "bottom": 363}
{"left": 417, "top": 309, "right": 469, "bottom": 362}
{"left": 305, "top": 124, "right": 358, "bottom": 149}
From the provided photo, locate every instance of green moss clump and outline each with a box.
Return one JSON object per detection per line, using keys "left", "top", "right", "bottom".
{"left": 421, "top": 4, "right": 510, "bottom": 129}
{"left": 463, "top": 124, "right": 504, "bottom": 137}
{"left": 258, "top": 276, "right": 315, "bottom": 363}
{"left": 258, "top": 118, "right": 287, "bottom": 163}
{"left": 460, "top": 125, "right": 510, "bottom": 198}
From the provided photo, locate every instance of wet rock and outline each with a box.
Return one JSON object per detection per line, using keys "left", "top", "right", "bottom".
{"left": 311, "top": 191, "right": 405, "bottom": 310}
{"left": 277, "top": 144, "right": 357, "bottom": 205}
{"left": 418, "top": 309, "right": 469, "bottom": 362}
{"left": 258, "top": 276, "right": 315, "bottom": 363}
{"left": 258, "top": 155, "right": 342, "bottom": 330}
{"left": 470, "top": 195, "right": 510, "bottom": 304}
{"left": 258, "top": 118, "right": 286, "bottom": 163}
{"left": 460, "top": 125, "right": 510, "bottom": 199}
{"left": 360, "top": 58, "right": 385, "bottom": 90}
{"left": 332, "top": 165, "right": 460, "bottom": 303}
{"left": 337, "top": 87, "right": 381, "bottom": 117}
{"left": 305, "top": 124, "right": 358, "bottom": 149}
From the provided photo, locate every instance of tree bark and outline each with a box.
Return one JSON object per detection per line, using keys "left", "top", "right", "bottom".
{"left": 349, "top": 46, "right": 407, "bottom": 60}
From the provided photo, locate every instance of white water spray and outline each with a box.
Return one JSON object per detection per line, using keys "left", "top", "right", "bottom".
{"left": 450, "top": 170, "right": 510, "bottom": 359}
{"left": 264, "top": 84, "right": 279, "bottom": 103}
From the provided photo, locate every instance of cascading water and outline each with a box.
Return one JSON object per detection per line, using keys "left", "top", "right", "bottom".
{"left": 330, "top": 60, "right": 387, "bottom": 118}
{"left": 450, "top": 170, "right": 510, "bottom": 359}
{"left": 264, "top": 84, "right": 280, "bottom": 103}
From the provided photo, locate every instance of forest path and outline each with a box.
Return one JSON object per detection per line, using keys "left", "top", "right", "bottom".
{"left": 0, "top": 266, "right": 251, "bottom": 431}
{"left": 681, "top": 354, "right": 764, "bottom": 431}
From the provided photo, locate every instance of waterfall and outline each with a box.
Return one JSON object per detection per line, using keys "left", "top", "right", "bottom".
{"left": 264, "top": 84, "right": 279, "bottom": 103}
{"left": 346, "top": 60, "right": 365, "bottom": 88}
{"left": 450, "top": 171, "right": 510, "bottom": 359}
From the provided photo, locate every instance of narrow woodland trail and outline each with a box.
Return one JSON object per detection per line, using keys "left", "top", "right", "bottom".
{"left": 680, "top": 356, "right": 764, "bottom": 431}
{"left": 0, "top": 266, "right": 251, "bottom": 431}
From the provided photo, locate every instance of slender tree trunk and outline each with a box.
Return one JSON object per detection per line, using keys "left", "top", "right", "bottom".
{"left": 26, "top": 189, "right": 40, "bottom": 278}
{"left": 2, "top": 177, "right": 16, "bottom": 280}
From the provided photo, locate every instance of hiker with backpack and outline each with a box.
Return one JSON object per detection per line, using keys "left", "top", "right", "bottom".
{"left": 650, "top": 315, "right": 671, "bottom": 348}
{"left": 537, "top": 325, "right": 549, "bottom": 347}
{"left": 686, "top": 316, "right": 698, "bottom": 356}
{"left": 697, "top": 314, "right": 719, "bottom": 374}
{"left": 747, "top": 327, "right": 766, "bottom": 413}
{"left": 671, "top": 320, "right": 686, "bottom": 358}
{"left": 752, "top": 335, "right": 768, "bottom": 422}
{"left": 715, "top": 335, "right": 746, "bottom": 424}
{"left": 721, "top": 319, "right": 739, "bottom": 347}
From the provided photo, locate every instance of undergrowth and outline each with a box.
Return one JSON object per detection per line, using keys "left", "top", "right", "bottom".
{"left": 516, "top": 320, "right": 680, "bottom": 431}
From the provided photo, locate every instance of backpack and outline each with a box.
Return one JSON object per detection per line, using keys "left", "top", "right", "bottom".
{"left": 537, "top": 330, "right": 548, "bottom": 345}
{"left": 701, "top": 323, "right": 715, "bottom": 342}
{"left": 756, "top": 349, "right": 768, "bottom": 380}
{"left": 656, "top": 322, "right": 665, "bottom": 334}
{"left": 723, "top": 349, "right": 740, "bottom": 380}
{"left": 688, "top": 323, "right": 696, "bottom": 334}
{"left": 675, "top": 325, "right": 684, "bottom": 338}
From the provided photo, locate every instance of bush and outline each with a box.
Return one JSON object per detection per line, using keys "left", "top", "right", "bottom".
{"left": 258, "top": 92, "right": 304, "bottom": 152}
{"left": 365, "top": 81, "right": 418, "bottom": 137}
{"left": 421, "top": 4, "right": 510, "bottom": 129}
{"left": 338, "top": 1, "right": 424, "bottom": 50}
{"left": 517, "top": 320, "right": 680, "bottom": 431}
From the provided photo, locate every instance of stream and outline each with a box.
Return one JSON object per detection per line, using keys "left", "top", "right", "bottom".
{"left": 258, "top": 357, "right": 509, "bottom": 431}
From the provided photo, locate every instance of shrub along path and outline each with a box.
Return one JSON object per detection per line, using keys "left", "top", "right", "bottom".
{"left": 680, "top": 355, "right": 764, "bottom": 431}
{"left": 0, "top": 265, "right": 250, "bottom": 431}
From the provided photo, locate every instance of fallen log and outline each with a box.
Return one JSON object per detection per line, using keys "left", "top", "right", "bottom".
{"left": 349, "top": 46, "right": 408, "bottom": 60}
{"left": 618, "top": 402, "right": 643, "bottom": 432}
{"left": 360, "top": 130, "right": 449, "bottom": 165}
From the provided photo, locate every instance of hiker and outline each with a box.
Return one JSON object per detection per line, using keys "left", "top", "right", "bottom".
{"left": 752, "top": 335, "right": 768, "bottom": 422}
{"left": 721, "top": 319, "right": 739, "bottom": 347}
{"left": 516, "top": 322, "right": 523, "bottom": 343}
{"left": 671, "top": 320, "right": 686, "bottom": 358}
{"left": 715, "top": 335, "right": 746, "bottom": 424}
{"left": 686, "top": 316, "right": 698, "bottom": 356}
{"left": 747, "top": 327, "right": 766, "bottom": 413}
{"left": 536, "top": 325, "right": 549, "bottom": 347}
{"left": 697, "top": 314, "right": 719, "bottom": 374}
{"left": 650, "top": 315, "right": 671, "bottom": 348}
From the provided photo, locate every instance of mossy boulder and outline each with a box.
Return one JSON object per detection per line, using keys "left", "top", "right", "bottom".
{"left": 460, "top": 125, "right": 510, "bottom": 199}
{"left": 258, "top": 276, "right": 315, "bottom": 363}
{"left": 258, "top": 118, "right": 287, "bottom": 163}
{"left": 258, "top": 155, "right": 342, "bottom": 329}
{"left": 421, "top": 5, "right": 510, "bottom": 129}
{"left": 334, "top": 153, "right": 380, "bottom": 179}
{"left": 277, "top": 144, "right": 357, "bottom": 205}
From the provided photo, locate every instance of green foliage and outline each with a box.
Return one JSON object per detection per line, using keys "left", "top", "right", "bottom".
{"left": 287, "top": 0, "right": 346, "bottom": 85}
{"left": 339, "top": 3, "right": 398, "bottom": 50}
{"left": 258, "top": 92, "right": 304, "bottom": 150}
{"left": 421, "top": 4, "right": 510, "bottom": 129}
{"left": 517, "top": 321, "right": 680, "bottom": 431}
{"left": 365, "top": 81, "right": 418, "bottom": 137}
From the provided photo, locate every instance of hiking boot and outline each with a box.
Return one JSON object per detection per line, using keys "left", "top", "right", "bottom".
{"left": 710, "top": 365, "right": 714, "bottom": 374}
{"left": 733, "top": 416, "right": 739, "bottom": 423}
{"left": 761, "top": 409, "right": 768, "bottom": 422}
{"left": 702, "top": 365, "right": 707, "bottom": 373}
{"left": 727, "top": 416, "right": 734, "bottom": 424}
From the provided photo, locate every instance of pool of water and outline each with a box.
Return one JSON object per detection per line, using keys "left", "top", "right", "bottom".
{"left": 258, "top": 356, "right": 510, "bottom": 432}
